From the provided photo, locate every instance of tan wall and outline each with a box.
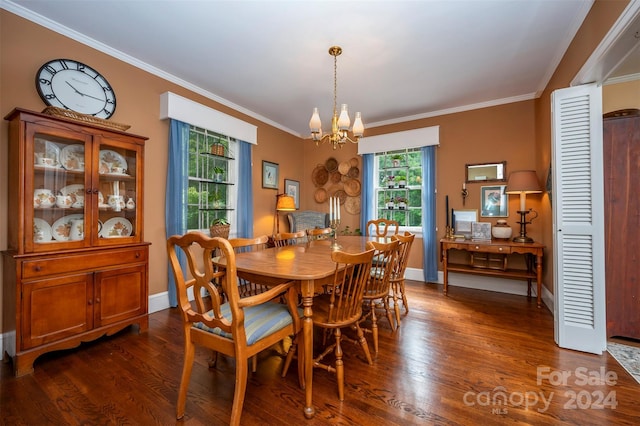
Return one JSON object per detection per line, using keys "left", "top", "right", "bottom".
{"left": 0, "top": 11, "right": 303, "bottom": 304}
{"left": 603, "top": 79, "right": 640, "bottom": 112}
{"left": 0, "top": 2, "right": 632, "bottom": 321}
{"left": 533, "top": 0, "right": 630, "bottom": 292}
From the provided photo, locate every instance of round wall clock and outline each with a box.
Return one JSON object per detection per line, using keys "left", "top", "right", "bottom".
{"left": 35, "top": 58, "right": 116, "bottom": 119}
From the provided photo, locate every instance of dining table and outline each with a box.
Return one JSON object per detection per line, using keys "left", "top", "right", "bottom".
{"left": 214, "top": 235, "right": 384, "bottom": 419}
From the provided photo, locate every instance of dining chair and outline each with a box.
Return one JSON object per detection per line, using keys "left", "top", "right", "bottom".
{"left": 306, "top": 227, "right": 333, "bottom": 241}
{"left": 273, "top": 230, "right": 307, "bottom": 247}
{"left": 357, "top": 239, "right": 400, "bottom": 354}
{"left": 167, "top": 232, "right": 302, "bottom": 425}
{"left": 390, "top": 232, "right": 416, "bottom": 327}
{"left": 228, "top": 235, "right": 271, "bottom": 297}
{"left": 366, "top": 218, "right": 400, "bottom": 237}
{"left": 282, "top": 245, "right": 376, "bottom": 401}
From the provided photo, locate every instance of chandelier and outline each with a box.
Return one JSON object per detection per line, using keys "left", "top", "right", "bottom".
{"left": 309, "top": 46, "right": 364, "bottom": 149}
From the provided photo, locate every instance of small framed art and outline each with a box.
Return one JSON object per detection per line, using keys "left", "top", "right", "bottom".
{"left": 480, "top": 185, "right": 508, "bottom": 217}
{"left": 471, "top": 222, "right": 492, "bottom": 241}
{"left": 284, "top": 179, "right": 300, "bottom": 209}
{"left": 453, "top": 209, "right": 478, "bottom": 239}
{"left": 262, "top": 161, "right": 279, "bottom": 189}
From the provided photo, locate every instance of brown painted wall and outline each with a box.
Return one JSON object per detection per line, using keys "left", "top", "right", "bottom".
{"left": 533, "top": 0, "right": 630, "bottom": 292}
{"left": 0, "top": 1, "right": 633, "bottom": 321}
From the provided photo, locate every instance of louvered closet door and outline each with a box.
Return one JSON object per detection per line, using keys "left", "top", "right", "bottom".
{"left": 551, "top": 83, "right": 606, "bottom": 355}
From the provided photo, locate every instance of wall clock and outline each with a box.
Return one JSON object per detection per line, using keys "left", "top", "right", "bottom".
{"left": 35, "top": 58, "right": 116, "bottom": 119}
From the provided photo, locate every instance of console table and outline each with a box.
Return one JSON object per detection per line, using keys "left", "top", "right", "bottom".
{"left": 439, "top": 238, "right": 545, "bottom": 307}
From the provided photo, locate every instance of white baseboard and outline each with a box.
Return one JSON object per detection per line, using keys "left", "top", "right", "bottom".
{"left": 405, "top": 267, "right": 553, "bottom": 311}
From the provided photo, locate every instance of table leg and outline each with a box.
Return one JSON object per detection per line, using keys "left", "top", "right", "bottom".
{"left": 442, "top": 247, "right": 449, "bottom": 295}
{"left": 300, "top": 279, "right": 315, "bottom": 419}
{"left": 536, "top": 253, "right": 542, "bottom": 308}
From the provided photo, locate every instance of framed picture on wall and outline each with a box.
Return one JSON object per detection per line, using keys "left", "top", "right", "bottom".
{"left": 480, "top": 185, "right": 508, "bottom": 217}
{"left": 284, "top": 179, "right": 300, "bottom": 209}
{"left": 262, "top": 161, "right": 279, "bottom": 189}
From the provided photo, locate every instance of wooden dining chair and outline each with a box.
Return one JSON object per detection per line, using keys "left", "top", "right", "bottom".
{"left": 167, "top": 232, "right": 302, "bottom": 425}
{"left": 282, "top": 245, "right": 376, "bottom": 401}
{"left": 389, "top": 232, "right": 415, "bottom": 327}
{"left": 366, "top": 218, "right": 400, "bottom": 237}
{"left": 306, "top": 227, "right": 333, "bottom": 241}
{"left": 227, "top": 235, "right": 271, "bottom": 297}
{"left": 357, "top": 239, "right": 400, "bottom": 354}
{"left": 273, "top": 230, "right": 307, "bottom": 247}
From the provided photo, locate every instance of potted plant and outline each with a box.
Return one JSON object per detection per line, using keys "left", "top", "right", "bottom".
{"left": 387, "top": 175, "right": 395, "bottom": 188}
{"left": 385, "top": 197, "right": 396, "bottom": 209}
{"left": 209, "top": 217, "right": 230, "bottom": 239}
{"left": 390, "top": 154, "right": 403, "bottom": 167}
{"left": 395, "top": 171, "right": 407, "bottom": 188}
{"left": 213, "top": 166, "right": 225, "bottom": 182}
{"left": 395, "top": 196, "right": 408, "bottom": 209}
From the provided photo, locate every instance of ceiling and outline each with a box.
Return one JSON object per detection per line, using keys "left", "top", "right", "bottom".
{"left": 4, "top": 0, "right": 615, "bottom": 137}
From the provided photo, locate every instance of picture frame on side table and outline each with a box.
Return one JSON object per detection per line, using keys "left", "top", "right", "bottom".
{"left": 284, "top": 179, "right": 300, "bottom": 209}
{"left": 480, "top": 185, "right": 508, "bottom": 217}
{"left": 471, "top": 221, "right": 492, "bottom": 241}
{"left": 262, "top": 161, "right": 279, "bottom": 189}
{"left": 453, "top": 209, "right": 478, "bottom": 239}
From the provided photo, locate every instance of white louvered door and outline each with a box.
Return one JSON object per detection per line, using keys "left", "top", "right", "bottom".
{"left": 551, "top": 83, "right": 606, "bottom": 355}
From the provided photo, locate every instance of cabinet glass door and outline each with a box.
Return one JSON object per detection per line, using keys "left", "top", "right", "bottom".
{"left": 96, "top": 142, "right": 139, "bottom": 243}
{"left": 29, "top": 128, "right": 90, "bottom": 252}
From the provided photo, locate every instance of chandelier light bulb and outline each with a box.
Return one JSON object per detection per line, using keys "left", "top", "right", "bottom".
{"left": 308, "top": 46, "right": 364, "bottom": 148}
{"left": 337, "top": 104, "right": 350, "bottom": 131}
{"left": 309, "top": 107, "right": 322, "bottom": 133}
{"left": 353, "top": 112, "right": 364, "bottom": 137}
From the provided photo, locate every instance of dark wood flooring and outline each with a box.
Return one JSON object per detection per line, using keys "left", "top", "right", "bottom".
{"left": 2, "top": 282, "right": 639, "bottom": 425}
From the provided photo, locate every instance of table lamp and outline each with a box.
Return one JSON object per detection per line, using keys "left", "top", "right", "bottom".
{"left": 275, "top": 194, "right": 296, "bottom": 233}
{"left": 504, "top": 170, "right": 542, "bottom": 243}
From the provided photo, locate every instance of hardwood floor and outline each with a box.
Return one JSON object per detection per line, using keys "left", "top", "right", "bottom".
{"left": 2, "top": 281, "right": 639, "bottom": 425}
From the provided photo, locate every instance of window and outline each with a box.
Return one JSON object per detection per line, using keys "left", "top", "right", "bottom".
{"left": 374, "top": 148, "right": 423, "bottom": 230}
{"left": 187, "top": 126, "right": 237, "bottom": 231}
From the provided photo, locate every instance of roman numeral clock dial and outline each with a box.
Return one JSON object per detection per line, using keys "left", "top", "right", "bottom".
{"left": 36, "top": 59, "right": 116, "bottom": 119}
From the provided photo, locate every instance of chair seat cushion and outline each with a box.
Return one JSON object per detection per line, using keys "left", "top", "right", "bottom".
{"left": 194, "top": 303, "right": 303, "bottom": 345}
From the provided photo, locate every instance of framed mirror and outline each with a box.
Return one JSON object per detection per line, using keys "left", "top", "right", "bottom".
{"left": 465, "top": 161, "right": 506, "bottom": 183}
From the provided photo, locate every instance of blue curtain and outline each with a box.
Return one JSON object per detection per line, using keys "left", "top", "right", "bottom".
{"left": 237, "top": 140, "right": 253, "bottom": 238}
{"left": 165, "top": 119, "right": 190, "bottom": 307}
{"left": 360, "top": 153, "right": 374, "bottom": 234}
{"left": 421, "top": 146, "right": 438, "bottom": 282}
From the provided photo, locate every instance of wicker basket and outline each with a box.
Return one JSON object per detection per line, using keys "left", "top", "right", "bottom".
{"left": 209, "top": 224, "right": 230, "bottom": 239}
{"left": 42, "top": 107, "right": 131, "bottom": 131}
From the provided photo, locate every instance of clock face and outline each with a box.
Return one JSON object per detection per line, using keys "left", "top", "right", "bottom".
{"left": 36, "top": 59, "right": 116, "bottom": 119}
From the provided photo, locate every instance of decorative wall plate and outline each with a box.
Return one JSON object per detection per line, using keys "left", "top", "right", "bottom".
{"left": 60, "top": 144, "right": 85, "bottom": 170}
{"left": 100, "top": 217, "right": 133, "bottom": 238}
{"left": 99, "top": 149, "right": 127, "bottom": 171}
{"left": 33, "top": 218, "right": 52, "bottom": 242}
{"left": 51, "top": 214, "right": 84, "bottom": 241}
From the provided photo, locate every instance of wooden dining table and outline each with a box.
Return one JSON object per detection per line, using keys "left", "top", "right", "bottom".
{"left": 214, "top": 235, "right": 382, "bottom": 419}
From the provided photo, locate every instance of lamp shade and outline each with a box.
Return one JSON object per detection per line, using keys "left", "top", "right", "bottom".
{"left": 276, "top": 194, "right": 296, "bottom": 211}
{"left": 504, "top": 170, "right": 542, "bottom": 194}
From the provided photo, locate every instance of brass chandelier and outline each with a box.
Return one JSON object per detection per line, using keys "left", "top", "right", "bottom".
{"left": 309, "top": 46, "right": 364, "bottom": 149}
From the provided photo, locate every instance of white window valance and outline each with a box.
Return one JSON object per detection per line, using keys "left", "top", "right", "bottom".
{"left": 160, "top": 92, "right": 257, "bottom": 145}
{"left": 357, "top": 125, "right": 439, "bottom": 155}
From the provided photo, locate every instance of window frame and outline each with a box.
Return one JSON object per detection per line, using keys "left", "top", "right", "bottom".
{"left": 373, "top": 148, "right": 423, "bottom": 234}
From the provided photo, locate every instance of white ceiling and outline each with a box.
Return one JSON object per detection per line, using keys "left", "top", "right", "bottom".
{"left": 5, "top": 0, "right": 602, "bottom": 137}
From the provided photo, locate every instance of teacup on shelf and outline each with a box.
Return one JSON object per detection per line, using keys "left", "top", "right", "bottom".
{"left": 56, "top": 194, "right": 73, "bottom": 208}
{"left": 34, "top": 189, "right": 55, "bottom": 208}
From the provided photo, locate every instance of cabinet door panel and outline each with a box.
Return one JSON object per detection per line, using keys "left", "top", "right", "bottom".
{"left": 95, "top": 265, "right": 147, "bottom": 327}
{"left": 22, "top": 274, "right": 93, "bottom": 349}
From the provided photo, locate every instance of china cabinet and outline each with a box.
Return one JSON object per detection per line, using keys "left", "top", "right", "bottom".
{"left": 2, "top": 108, "right": 149, "bottom": 376}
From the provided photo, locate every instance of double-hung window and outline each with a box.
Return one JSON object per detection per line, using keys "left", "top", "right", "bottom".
{"left": 187, "top": 126, "right": 237, "bottom": 232}
{"left": 374, "top": 148, "right": 423, "bottom": 233}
